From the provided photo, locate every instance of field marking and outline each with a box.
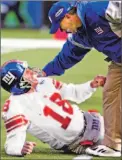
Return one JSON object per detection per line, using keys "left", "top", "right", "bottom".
{"left": 1, "top": 38, "right": 66, "bottom": 54}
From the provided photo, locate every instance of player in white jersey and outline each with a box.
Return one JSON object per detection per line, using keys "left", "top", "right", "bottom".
{"left": 1, "top": 59, "right": 119, "bottom": 157}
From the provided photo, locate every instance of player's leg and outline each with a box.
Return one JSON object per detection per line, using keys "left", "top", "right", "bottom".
{"left": 65, "top": 111, "right": 105, "bottom": 155}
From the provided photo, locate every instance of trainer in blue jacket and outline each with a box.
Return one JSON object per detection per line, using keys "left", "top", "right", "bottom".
{"left": 42, "top": 1, "right": 121, "bottom": 157}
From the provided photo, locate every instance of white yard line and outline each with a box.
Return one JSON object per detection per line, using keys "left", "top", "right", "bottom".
{"left": 1, "top": 38, "right": 66, "bottom": 54}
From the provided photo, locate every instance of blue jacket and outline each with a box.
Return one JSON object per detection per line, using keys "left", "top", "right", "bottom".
{"left": 43, "top": 1, "right": 121, "bottom": 76}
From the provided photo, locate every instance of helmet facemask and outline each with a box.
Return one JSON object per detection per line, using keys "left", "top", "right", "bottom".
{"left": 18, "top": 68, "right": 39, "bottom": 92}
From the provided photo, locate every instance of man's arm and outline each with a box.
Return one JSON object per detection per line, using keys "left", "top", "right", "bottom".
{"left": 2, "top": 99, "right": 36, "bottom": 156}
{"left": 5, "top": 130, "right": 26, "bottom": 156}
{"left": 60, "top": 81, "right": 96, "bottom": 104}
{"left": 49, "top": 76, "right": 106, "bottom": 104}
{"left": 105, "top": 1, "right": 122, "bottom": 39}
{"left": 43, "top": 39, "right": 91, "bottom": 76}
{"left": 5, "top": 131, "right": 36, "bottom": 156}
{"left": 105, "top": 1, "right": 121, "bottom": 24}
{"left": 3, "top": 112, "right": 29, "bottom": 156}
{"left": 59, "top": 76, "right": 106, "bottom": 104}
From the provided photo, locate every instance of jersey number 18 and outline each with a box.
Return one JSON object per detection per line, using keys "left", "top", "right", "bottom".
{"left": 43, "top": 93, "right": 73, "bottom": 129}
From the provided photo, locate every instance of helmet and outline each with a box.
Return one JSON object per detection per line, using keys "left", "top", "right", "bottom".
{"left": 0, "top": 60, "right": 31, "bottom": 95}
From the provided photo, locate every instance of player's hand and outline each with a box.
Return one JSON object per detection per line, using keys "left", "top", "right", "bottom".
{"left": 90, "top": 75, "right": 106, "bottom": 88}
{"left": 21, "top": 141, "right": 36, "bottom": 155}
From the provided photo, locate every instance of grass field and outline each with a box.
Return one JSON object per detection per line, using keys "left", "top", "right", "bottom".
{"left": 1, "top": 29, "right": 121, "bottom": 160}
{"left": 1, "top": 29, "right": 52, "bottom": 39}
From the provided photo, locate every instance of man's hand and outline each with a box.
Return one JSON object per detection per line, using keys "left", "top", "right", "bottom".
{"left": 21, "top": 141, "right": 36, "bottom": 155}
{"left": 90, "top": 75, "right": 106, "bottom": 88}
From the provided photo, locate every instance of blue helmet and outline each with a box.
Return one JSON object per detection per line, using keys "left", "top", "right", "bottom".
{"left": 0, "top": 60, "right": 31, "bottom": 95}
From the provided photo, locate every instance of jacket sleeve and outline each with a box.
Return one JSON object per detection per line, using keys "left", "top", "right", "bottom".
{"left": 43, "top": 39, "right": 91, "bottom": 76}
{"left": 59, "top": 81, "right": 96, "bottom": 104}
{"left": 105, "top": 1, "right": 121, "bottom": 24}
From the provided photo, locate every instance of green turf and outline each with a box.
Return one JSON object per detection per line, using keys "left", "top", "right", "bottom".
{"left": 1, "top": 48, "right": 116, "bottom": 160}
{"left": 1, "top": 29, "right": 52, "bottom": 39}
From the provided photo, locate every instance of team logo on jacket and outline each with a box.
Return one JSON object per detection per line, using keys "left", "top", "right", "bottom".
{"left": 94, "top": 27, "right": 104, "bottom": 35}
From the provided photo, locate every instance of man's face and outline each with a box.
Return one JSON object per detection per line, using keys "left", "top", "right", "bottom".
{"left": 60, "top": 13, "right": 81, "bottom": 33}
{"left": 22, "top": 68, "right": 38, "bottom": 89}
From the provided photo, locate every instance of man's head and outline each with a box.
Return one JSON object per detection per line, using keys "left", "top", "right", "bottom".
{"left": 0, "top": 60, "right": 42, "bottom": 95}
{"left": 48, "top": 2, "right": 82, "bottom": 34}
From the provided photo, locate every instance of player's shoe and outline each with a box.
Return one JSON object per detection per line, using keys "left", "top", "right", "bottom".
{"left": 85, "top": 145, "right": 121, "bottom": 157}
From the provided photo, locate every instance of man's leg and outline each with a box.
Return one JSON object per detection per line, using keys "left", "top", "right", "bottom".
{"left": 102, "top": 62, "right": 121, "bottom": 151}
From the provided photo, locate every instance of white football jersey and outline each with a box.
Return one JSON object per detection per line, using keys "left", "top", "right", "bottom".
{"left": 2, "top": 77, "right": 96, "bottom": 156}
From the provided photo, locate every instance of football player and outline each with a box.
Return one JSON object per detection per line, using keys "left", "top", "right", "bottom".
{"left": 1, "top": 60, "right": 118, "bottom": 157}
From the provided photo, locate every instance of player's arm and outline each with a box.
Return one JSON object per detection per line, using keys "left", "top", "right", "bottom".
{"left": 4, "top": 116, "right": 36, "bottom": 156}
{"left": 4, "top": 115, "right": 27, "bottom": 156}
{"left": 5, "top": 130, "right": 26, "bottom": 156}
{"left": 51, "top": 75, "right": 106, "bottom": 104}
{"left": 42, "top": 37, "right": 91, "bottom": 76}
{"left": 2, "top": 99, "right": 36, "bottom": 156}
{"left": 59, "top": 81, "right": 96, "bottom": 104}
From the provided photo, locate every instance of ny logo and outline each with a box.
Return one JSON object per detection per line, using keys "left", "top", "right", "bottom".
{"left": 94, "top": 27, "right": 104, "bottom": 35}
{"left": 2, "top": 71, "right": 16, "bottom": 85}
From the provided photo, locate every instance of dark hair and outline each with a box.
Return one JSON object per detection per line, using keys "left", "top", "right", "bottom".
{"left": 68, "top": 7, "right": 77, "bottom": 15}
